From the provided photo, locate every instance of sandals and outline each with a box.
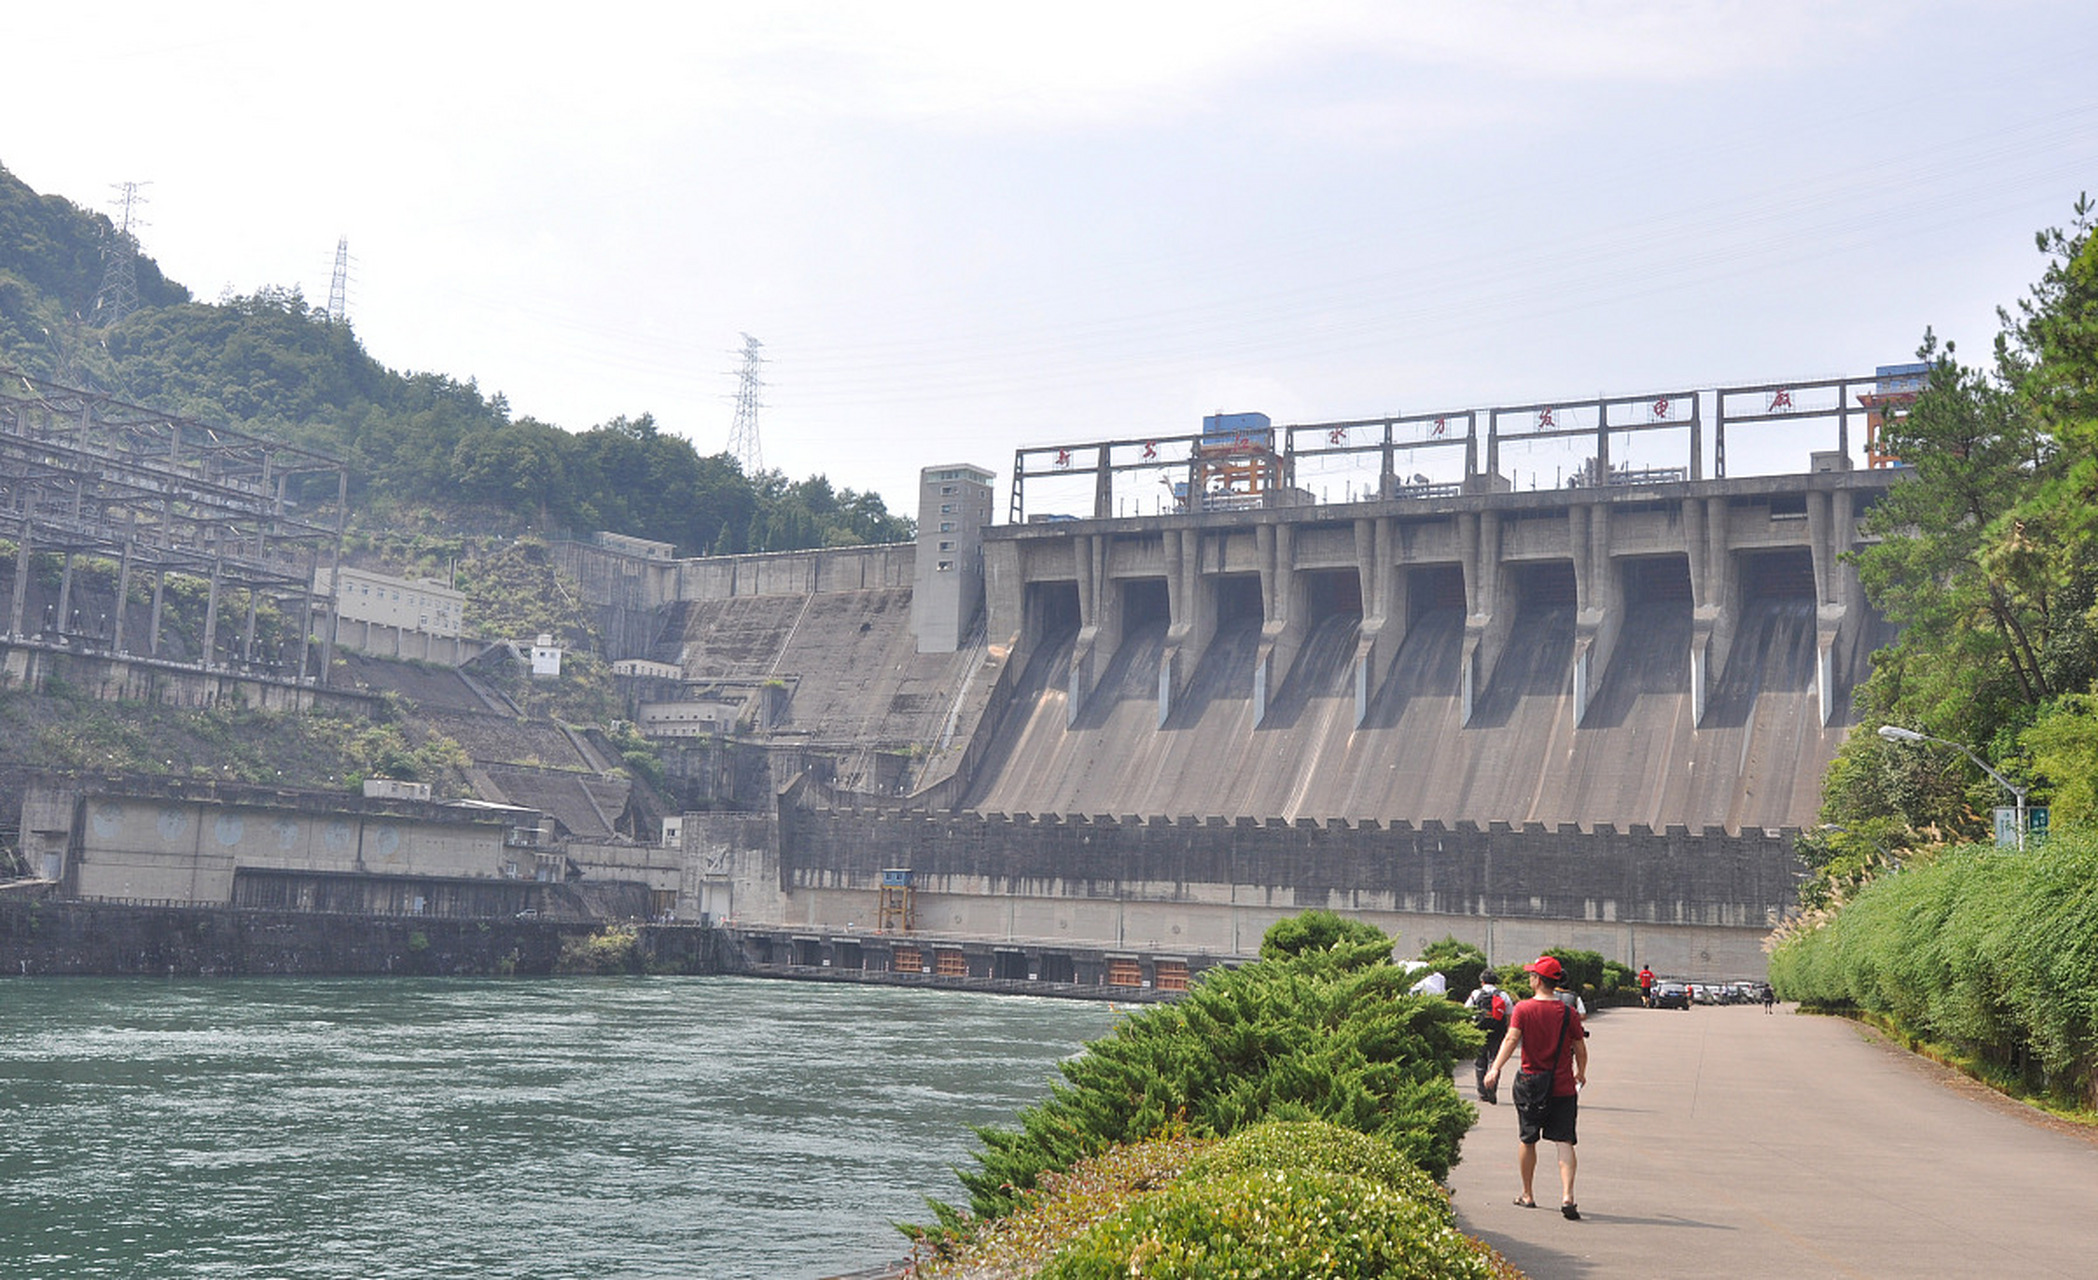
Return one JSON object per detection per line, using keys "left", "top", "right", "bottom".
{"left": 1561, "top": 1202, "right": 1581, "bottom": 1220}
{"left": 1513, "top": 1196, "right": 1537, "bottom": 1208}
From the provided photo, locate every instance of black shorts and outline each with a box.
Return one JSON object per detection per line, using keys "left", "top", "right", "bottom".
{"left": 1519, "top": 1090, "right": 1578, "bottom": 1145}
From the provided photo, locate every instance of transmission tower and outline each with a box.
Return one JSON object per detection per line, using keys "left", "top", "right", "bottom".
{"left": 326, "top": 236, "right": 352, "bottom": 323}
{"left": 727, "top": 333, "right": 767, "bottom": 474}
{"left": 91, "top": 181, "right": 147, "bottom": 327}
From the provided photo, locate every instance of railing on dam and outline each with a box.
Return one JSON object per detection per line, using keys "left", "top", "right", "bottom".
{"left": 1010, "top": 368, "right": 1923, "bottom": 522}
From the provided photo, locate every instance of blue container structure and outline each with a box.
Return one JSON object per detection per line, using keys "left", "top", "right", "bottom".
{"left": 877, "top": 868, "right": 915, "bottom": 931}
{"left": 1201, "top": 411, "right": 1273, "bottom": 447}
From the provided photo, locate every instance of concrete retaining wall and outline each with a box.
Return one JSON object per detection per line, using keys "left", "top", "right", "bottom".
{"left": 0, "top": 643, "right": 375, "bottom": 714}
{"left": 668, "top": 545, "right": 915, "bottom": 602}
{"left": 0, "top": 897, "right": 741, "bottom": 977}
{"left": 687, "top": 805, "right": 1798, "bottom": 980}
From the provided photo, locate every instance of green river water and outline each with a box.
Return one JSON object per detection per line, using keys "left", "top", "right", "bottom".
{"left": 0, "top": 975, "right": 1116, "bottom": 1279}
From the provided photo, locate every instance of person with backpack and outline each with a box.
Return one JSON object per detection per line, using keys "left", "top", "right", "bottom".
{"left": 1464, "top": 969, "right": 1515, "bottom": 1102}
{"left": 1481, "top": 955, "right": 1590, "bottom": 1220}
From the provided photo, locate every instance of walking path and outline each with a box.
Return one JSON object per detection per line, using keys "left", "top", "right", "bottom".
{"left": 1448, "top": 1003, "right": 2098, "bottom": 1278}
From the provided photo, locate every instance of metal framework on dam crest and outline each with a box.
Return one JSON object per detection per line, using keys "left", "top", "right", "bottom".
{"left": 1009, "top": 367, "right": 1922, "bottom": 522}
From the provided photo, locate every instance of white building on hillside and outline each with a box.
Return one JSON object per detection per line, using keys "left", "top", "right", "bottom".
{"left": 320, "top": 567, "right": 465, "bottom": 639}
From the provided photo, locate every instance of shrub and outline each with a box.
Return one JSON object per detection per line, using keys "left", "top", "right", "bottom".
{"left": 1259, "top": 909, "right": 1390, "bottom": 961}
{"left": 1181, "top": 1119, "right": 1447, "bottom": 1206}
{"left": 1417, "top": 936, "right": 1489, "bottom": 998}
{"left": 909, "top": 1131, "right": 1206, "bottom": 1279}
{"left": 1543, "top": 947, "right": 1607, "bottom": 1002}
{"left": 1770, "top": 828, "right": 2098, "bottom": 1105}
{"left": 556, "top": 925, "right": 640, "bottom": 974}
{"left": 952, "top": 936, "right": 1478, "bottom": 1223}
{"left": 915, "top": 1122, "right": 1518, "bottom": 1280}
{"left": 1602, "top": 961, "right": 1637, "bottom": 1000}
{"left": 1041, "top": 1165, "right": 1491, "bottom": 1280}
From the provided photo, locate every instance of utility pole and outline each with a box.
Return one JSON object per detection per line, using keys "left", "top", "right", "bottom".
{"left": 727, "top": 333, "right": 766, "bottom": 475}
{"left": 92, "top": 181, "right": 148, "bottom": 326}
{"left": 326, "top": 236, "right": 352, "bottom": 324}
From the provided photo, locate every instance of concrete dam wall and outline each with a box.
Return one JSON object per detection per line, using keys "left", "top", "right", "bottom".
{"left": 975, "top": 471, "right": 1893, "bottom": 837}
{"left": 602, "top": 460, "right": 1902, "bottom": 976}
{"left": 963, "top": 586, "right": 1863, "bottom": 834}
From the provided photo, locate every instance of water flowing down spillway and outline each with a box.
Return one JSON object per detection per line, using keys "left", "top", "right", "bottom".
{"left": 965, "top": 592, "right": 1845, "bottom": 833}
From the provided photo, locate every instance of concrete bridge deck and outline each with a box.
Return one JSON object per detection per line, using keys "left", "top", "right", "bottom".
{"left": 1449, "top": 1005, "right": 2097, "bottom": 1278}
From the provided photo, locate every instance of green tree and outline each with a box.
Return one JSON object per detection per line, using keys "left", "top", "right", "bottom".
{"left": 1826, "top": 198, "right": 2098, "bottom": 844}
{"left": 1855, "top": 338, "right": 2050, "bottom": 733}
{"left": 2022, "top": 694, "right": 2098, "bottom": 827}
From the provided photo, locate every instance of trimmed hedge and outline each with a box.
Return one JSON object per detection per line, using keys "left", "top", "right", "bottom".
{"left": 1769, "top": 829, "right": 2098, "bottom": 1104}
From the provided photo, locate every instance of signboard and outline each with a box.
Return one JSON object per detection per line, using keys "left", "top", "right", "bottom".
{"left": 1994, "top": 806, "right": 2049, "bottom": 848}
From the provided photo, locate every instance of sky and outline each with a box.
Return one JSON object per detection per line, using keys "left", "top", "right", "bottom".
{"left": 5, "top": 2, "right": 2096, "bottom": 520}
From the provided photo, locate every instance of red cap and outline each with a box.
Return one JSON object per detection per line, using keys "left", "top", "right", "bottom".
{"left": 1523, "top": 956, "right": 1564, "bottom": 981}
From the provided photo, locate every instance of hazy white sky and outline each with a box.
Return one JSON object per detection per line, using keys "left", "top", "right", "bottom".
{"left": 5, "top": 2, "right": 2095, "bottom": 516}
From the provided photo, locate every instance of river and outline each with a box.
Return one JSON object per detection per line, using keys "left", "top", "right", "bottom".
{"left": 0, "top": 975, "right": 1118, "bottom": 1279}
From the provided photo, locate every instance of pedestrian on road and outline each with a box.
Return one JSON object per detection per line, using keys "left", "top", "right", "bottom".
{"left": 1464, "top": 969, "right": 1515, "bottom": 1102}
{"left": 1482, "top": 955, "right": 1589, "bottom": 1220}
{"left": 1762, "top": 983, "right": 1777, "bottom": 1014}
{"left": 1638, "top": 964, "right": 1655, "bottom": 1008}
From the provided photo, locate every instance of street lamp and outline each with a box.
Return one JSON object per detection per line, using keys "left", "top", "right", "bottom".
{"left": 1876, "top": 724, "right": 2028, "bottom": 851}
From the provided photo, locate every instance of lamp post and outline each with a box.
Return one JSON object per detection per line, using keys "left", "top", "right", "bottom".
{"left": 1876, "top": 724, "right": 2028, "bottom": 851}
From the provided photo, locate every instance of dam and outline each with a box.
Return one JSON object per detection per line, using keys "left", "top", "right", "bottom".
{"left": 610, "top": 371, "right": 1914, "bottom": 979}
{"left": 8, "top": 370, "right": 1918, "bottom": 983}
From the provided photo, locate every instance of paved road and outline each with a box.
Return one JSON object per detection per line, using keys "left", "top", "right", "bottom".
{"left": 1447, "top": 1003, "right": 2098, "bottom": 1279}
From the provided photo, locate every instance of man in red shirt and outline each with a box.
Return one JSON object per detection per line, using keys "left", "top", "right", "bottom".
{"left": 1638, "top": 964, "right": 1656, "bottom": 1008}
{"left": 1481, "top": 955, "right": 1590, "bottom": 1219}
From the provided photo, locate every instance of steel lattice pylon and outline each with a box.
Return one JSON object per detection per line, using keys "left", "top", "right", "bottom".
{"left": 727, "top": 333, "right": 765, "bottom": 475}
{"left": 91, "top": 182, "right": 147, "bottom": 327}
{"left": 326, "top": 236, "right": 351, "bottom": 324}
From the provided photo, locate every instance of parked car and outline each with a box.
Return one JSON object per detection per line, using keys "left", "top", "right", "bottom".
{"left": 1653, "top": 981, "right": 1692, "bottom": 1010}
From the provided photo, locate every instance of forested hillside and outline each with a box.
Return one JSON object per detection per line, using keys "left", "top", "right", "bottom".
{"left": 0, "top": 162, "right": 908, "bottom": 555}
